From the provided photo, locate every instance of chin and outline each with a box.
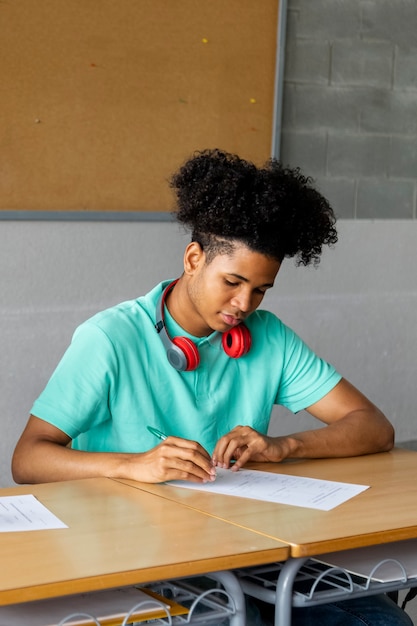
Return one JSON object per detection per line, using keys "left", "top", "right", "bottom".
{"left": 205, "top": 322, "right": 226, "bottom": 335}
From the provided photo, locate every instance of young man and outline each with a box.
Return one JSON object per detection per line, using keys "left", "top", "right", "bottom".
{"left": 12, "top": 149, "right": 411, "bottom": 626}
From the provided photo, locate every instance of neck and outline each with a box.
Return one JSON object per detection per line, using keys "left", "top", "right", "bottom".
{"left": 165, "top": 277, "right": 210, "bottom": 337}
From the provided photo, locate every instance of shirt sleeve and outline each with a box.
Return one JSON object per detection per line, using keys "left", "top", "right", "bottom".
{"left": 30, "top": 321, "right": 119, "bottom": 438}
{"left": 275, "top": 322, "right": 342, "bottom": 413}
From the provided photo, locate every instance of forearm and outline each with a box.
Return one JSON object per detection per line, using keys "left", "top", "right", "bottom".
{"left": 281, "top": 408, "right": 394, "bottom": 460}
{"left": 213, "top": 380, "right": 395, "bottom": 470}
{"left": 12, "top": 415, "right": 216, "bottom": 485}
{"left": 12, "top": 440, "right": 133, "bottom": 484}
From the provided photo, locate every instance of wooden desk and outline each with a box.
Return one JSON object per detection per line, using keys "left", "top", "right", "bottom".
{"left": 3, "top": 451, "right": 416, "bottom": 625}
{"left": 117, "top": 448, "right": 417, "bottom": 626}
{"left": 0, "top": 477, "right": 288, "bottom": 608}
{"left": 118, "top": 448, "right": 417, "bottom": 556}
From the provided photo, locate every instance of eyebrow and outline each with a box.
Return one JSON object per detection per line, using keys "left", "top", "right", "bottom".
{"left": 228, "top": 273, "right": 275, "bottom": 289}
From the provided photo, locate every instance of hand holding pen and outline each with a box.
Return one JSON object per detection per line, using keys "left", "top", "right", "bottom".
{"left": 146, "top": 425, "right": 216, "bottom": 483}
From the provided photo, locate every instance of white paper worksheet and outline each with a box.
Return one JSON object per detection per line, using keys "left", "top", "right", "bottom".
{"left": 0, "top": 494, "right": 68, "bottom": 531}
{"left": 169, "top": 467, "right": 369, "bottom": 511}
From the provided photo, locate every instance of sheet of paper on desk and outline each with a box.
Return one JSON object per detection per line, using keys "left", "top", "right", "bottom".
{"left": 169, "top": 467, "right": 369, "bottom": 510}
{"left": 315, "top": 539, "right": 417, "bottom": 582}
{"left": 0, "top": 494, "right": 68, "bottom": 531}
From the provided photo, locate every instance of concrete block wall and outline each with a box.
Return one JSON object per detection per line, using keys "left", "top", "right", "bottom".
{"left": 280, "top": 0, "right": 417, "bottom": 219}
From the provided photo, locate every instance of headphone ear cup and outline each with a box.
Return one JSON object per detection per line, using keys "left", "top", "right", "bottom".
{"left": 222, "top": 324, "right": 252, "bottom": 359}
{"left": 172, "top": 336, "right": 200, "bottom": 371}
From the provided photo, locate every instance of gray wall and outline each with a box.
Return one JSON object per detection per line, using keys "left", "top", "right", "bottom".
{"left": 281, "top": 0, "right": 417, "bottom": 219}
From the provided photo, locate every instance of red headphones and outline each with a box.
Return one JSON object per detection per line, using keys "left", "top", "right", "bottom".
{"left": 155, "top": 280, "right": 252, "bottom": 371}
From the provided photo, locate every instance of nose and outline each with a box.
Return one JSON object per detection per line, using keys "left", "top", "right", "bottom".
{"left": 231, "top": 288, "right": 253, "bottom": 313}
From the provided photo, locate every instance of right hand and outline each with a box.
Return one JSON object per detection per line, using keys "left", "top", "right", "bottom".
{"left": 129, "top": 436, "right": 217, "bottom": 484}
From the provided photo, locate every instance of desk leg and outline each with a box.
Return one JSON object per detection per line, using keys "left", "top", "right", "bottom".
{"left": 275, "top": 557, "right": 309, "bottom": 626}
{"left": 207, "top": 570, "right": 246, "bottom": 626}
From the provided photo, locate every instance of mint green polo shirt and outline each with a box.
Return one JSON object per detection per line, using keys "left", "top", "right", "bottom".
{"left": 31, "top": 280, "right": 341, "bottom": 455}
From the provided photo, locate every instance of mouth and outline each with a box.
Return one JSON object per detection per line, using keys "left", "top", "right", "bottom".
{"left": 221, "top": 313, "right": 243, "bottom": 327}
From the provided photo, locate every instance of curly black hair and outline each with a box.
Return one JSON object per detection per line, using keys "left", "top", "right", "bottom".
{"left": 171, "top": 149, "right": 337, "bottom": 266}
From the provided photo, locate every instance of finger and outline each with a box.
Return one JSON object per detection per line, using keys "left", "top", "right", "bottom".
{"left": 211, "top": 437, "right": 229, "bottom": 466}
{"left": 212, "top": 428, "right": 245, "bottom": 465}
{"left": 156, "top": 441, "right": 216, "bottom": 481}
{"left": 164, "top": 436, "right": 212, "bottom": 461}
{"left": 162, "top": 457, "right": 217, "bottom": 483}
{"left": 230, "top": 447, "right": 252, "bottom": 471}
{"left": 215, "top": 439, "right": 244, "bottom": 468}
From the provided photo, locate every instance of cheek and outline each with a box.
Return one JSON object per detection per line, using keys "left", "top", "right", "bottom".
{"left": 190, "top": 275, "right": 214, "bottom": 309}
{"left": 254, "top": 293, "right": 265, "bottom": 308}
{"left": 204, "top": 276, "right": 225, "bottom": 299}
{"left": 246, "top": 293, "right": 264, "bottom": 314}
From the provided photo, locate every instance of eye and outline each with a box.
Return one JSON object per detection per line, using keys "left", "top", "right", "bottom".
{"left": 224, "top": 279, "right": 238, "bottom": 287}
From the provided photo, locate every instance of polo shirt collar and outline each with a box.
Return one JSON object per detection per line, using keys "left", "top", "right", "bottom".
{"left": 163, "top": 305, "right": 222, "bottom": 350}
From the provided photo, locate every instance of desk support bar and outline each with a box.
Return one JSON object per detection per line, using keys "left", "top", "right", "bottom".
{"left": 275, "top": 557, "right": 309, "bottom": 626}
{"left": 207, "top": 571, "right": 246, "bottom": 626}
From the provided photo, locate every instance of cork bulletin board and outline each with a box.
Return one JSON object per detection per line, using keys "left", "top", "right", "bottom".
{"left": 0, "top": 1, "right": 280, "bottom": 214}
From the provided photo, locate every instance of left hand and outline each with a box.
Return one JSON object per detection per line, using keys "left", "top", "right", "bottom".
{"left": 212, "top": 425, "right": 286, "bottom": 471}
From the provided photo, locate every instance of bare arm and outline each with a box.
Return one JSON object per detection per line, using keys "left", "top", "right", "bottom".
{"left": 212, "top": 378, "right": 394, "bottom": 470}
{"left": 12, "top": 415, "right": 216, "bottom": 485}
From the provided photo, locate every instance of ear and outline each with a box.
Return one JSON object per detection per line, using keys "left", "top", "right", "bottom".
{"left": 183, "top": 241, "right": 205, "bottom": 275}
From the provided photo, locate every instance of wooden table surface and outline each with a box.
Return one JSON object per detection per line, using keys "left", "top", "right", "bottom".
{"left": 118, "top": 448, "right": 417, "bottom": 557}
{"left": 0, "top": 477, "right": 288, "bottom": 605}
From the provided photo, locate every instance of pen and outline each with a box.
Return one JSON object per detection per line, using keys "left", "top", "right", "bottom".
{"left": 147, "top": 425, "right": 168, "bottom": 441}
